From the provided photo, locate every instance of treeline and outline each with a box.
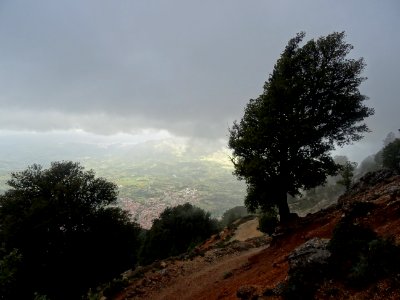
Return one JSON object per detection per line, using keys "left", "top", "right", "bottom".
{"left": 357, "top": 131, "right": 400, "bottom": 176}
{"left": 0, "top": 162, "right": 223, "bottom": 300}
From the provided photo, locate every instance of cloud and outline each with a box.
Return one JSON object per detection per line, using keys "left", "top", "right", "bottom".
{"left": 0, "top": 0, "right": 398, "bottom": 153}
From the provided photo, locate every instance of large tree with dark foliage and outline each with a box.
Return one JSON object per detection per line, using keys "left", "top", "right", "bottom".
{"left": 229, "top": 32, "right": 374, "bottom": 222}
{"left": 0, "top": 162, "right": 141, "bottom": 300}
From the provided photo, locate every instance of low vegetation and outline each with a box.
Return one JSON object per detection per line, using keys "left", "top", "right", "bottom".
{"left": 140, "top": 203, "right": 219, "bottom": 264}
{"left": 282, "top": 201, "right": 400, "bottom": 299}
{"left": 258, "top": 208, "right": 279, "bottom": 235}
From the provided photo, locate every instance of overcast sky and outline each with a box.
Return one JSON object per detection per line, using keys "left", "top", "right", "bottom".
{"left": 0, "top": 1, "right": 399, "bottom": 162}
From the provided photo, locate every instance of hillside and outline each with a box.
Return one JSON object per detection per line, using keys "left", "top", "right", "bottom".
{"left": 113, "top": 171, "right": 400, "bottom": 299}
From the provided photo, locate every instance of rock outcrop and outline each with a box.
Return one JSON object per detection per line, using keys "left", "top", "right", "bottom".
{"left": 287, "top": 237, "right": 330, "bottom": 270}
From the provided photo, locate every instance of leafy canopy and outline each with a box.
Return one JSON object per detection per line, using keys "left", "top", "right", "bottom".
{"left": 0, "top": 161, "right": 141, "bottom": 300}
{"left": 229, "top": 32, "right": 374, "bottom": 220}
{"left": 140, "top": 203, "right": 218, "bottom": 264}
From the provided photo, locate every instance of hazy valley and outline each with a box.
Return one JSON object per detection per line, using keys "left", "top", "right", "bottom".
{"left": 0, "top": 135, "right": 246, "bottom": 228}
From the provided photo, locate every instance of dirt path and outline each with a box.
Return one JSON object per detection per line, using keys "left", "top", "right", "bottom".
{"left": 149, "top": 218, "right": 266, "bottom": 299}
{"left": 117, "top": 218, "right": 270, "bottom": 300}
{"left": 229, "top": 218, "right": 263, "bottom": 242}
{"left": 151, "top": 245, "right": 268, "bottom": 300}
{"left": 116, "top": 213, "right": 340, "bottom": 300}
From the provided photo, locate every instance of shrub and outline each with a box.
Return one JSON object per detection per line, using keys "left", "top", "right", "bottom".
{"left": 344, "top": 201, "right": 376, "bottom": 220}
{"left": 258, "top": 208, "right": 278, "bottom": 235}
{"left": 348, "top": 238, "right": 400, "bottom": 286}
{"left": 329, "top": 218, "right": 400, "bottom": 287}
{"left": 329, "top": 221, "right": 377, "bottom": 267}
{"left": 331, "top": 201, "right": 378, "bottom": 264}
{"left": 140, "top": 203, "right": 219, "bottom": 264}
{"left": 283, "top": 214, "right": 400, "bottom": 298}
{"left": 283, "top": 262, "right": 328, "bottom": 300}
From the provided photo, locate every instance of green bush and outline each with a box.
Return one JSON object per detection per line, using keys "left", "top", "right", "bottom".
{"left": 140, "top": 203, "right": 219, "bottom": 264}
{"left": 329, "top": 218, "right": 400, "bottom": 287}
{"left": 258, "top": 208, "right": 278, "bottom": 235}
{"left": 344, "top": 201, "right": 376, "bottom": 220}
{"left": 348, "top": 238, "right": 400, "bottom": 286}
{"left": 367, "top": 238, "right": 400, "bottom": 275}
{"left": 283, "top": 262, "right": 328, "bottom": 300}
{"left": 329, "top": 221, "right": 377, "bottom": 267}
{"left": 330, "top": 202, "right": 377, "bottom": 266}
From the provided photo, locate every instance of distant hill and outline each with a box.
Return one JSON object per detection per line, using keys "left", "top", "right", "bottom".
{"left": 0, "top": 135, "right": 246, "bottom": 228}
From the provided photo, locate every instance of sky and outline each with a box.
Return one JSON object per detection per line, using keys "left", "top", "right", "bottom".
{"left": 0, "top": 0, "right": 399, "bottom": 162}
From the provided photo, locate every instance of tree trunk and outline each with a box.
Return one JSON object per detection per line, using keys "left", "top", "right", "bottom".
{"left": 278, "top": 154, "right": 291, "bottom": 223}
{"left": 277, "top": 191, "right": 290, "bottom": 223}
{"left": 278, "top": 158, "right": 290, "bottom": 223}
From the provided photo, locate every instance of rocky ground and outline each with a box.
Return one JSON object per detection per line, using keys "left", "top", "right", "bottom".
{"left": 113, "top": 171, "right": 400, "bottom": 300}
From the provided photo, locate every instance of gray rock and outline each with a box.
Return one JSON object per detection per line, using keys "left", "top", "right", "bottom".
{"left": 288, "top": 237, "right": 331, "bottom": 270}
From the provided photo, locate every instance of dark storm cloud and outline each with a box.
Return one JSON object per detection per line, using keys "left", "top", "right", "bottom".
{"left": 0, "top": 0, "right": 399, "bottom": 152}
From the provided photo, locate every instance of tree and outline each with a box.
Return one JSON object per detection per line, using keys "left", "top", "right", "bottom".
{"left": 140, "top": 203, "right": 218, "bottom": 264}
{"left": 220, "top": 206, "right": 249, "bottom": 228}
{"left": 383, "top": 132, "right": 396, "bottom": 147}
{"left": 337, "top": 161, "right": 358, "bottom": 191}
{"left": 229, "top": 32, "right": 374, "bottom": 222}
{"left": 0, "top": 162, "right": 141, "bottom": 300}
{"left": 374, "top": 132, "right": 397, "bottom": 167}
{"left": 382, "top": 138, "right": 400, "bottom": 172}
{"left": 0, "top": 249, "right": 23, "bottom": 299}
{"left": 358, "top": 155, "right": 380, "bottom": 176}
